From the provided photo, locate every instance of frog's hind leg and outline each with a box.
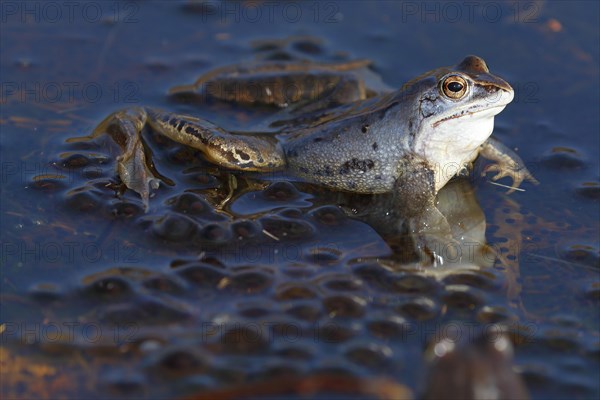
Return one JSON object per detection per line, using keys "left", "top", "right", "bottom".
{"left": 145, "top": 108, "right": 286, "bottom": 172}
{"left": 84, "top": 107, "right": 160, "bottom": 208}
{"left": 86, "top": 107, "right": 286, "bottom": 207}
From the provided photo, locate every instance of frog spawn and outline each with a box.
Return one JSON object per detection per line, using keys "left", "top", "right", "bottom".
{"left": 13, "top": 173, "right": 600, "bottom": 399}
{"left": 16, "top": 263, "right": 501, "bottom": 396}
{"left": 17, "top": 255, "right": 599, "bottom": 399}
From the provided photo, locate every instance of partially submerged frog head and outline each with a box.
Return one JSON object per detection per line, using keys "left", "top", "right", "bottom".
{"left": 402, "top": 55, "right": 514, "bottom": 191}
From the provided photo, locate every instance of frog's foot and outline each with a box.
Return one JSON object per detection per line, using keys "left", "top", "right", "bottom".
{"left": 479, "top": 136, "right": 539, "bottom": 194}
{"left": 92, "top": 107, "right": 161, "bottom": 209}
{"left": 115, "top": 136, "right": 161, "bottom": 210}
{"left": 482, "top": 163, "right": 538, "bottom": 194}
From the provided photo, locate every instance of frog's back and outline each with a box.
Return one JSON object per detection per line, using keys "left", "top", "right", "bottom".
{"left": 283, "top": 97, "right": 411, "bottom": 193}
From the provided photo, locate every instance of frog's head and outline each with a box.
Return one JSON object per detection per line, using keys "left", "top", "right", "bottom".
{"left": 402, "top": 55, "right": 514, "bottom": 190}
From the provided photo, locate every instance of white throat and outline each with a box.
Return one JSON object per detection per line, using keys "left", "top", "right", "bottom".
{"left": 416, "top": 107, "right": 503, "bottom": 191}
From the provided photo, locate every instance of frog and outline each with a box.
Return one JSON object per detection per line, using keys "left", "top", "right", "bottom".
{"left": 82, "top": 55, "right": 536, "bottom": 211}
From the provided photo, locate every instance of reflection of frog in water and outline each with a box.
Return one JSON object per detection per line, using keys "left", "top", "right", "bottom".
{"left": 84, "top": 55, "right": 535, "bottom": 207}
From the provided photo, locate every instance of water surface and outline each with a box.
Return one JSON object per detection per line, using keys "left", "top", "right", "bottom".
{"left": 1, "top": 1, "right": 598, "bottom": 399}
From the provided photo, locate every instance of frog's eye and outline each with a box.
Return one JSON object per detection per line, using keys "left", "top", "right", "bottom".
{"left": 441, "top": 75, "right": 468, "bottom": 99}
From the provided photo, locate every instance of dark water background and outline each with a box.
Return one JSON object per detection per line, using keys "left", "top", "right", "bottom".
{"left": 1, "top": 1, "right": 598, "bottom": 399}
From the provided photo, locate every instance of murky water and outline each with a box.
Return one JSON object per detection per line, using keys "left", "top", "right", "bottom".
{"left": 1, "top": 1, "right": 598, "bottom": 399}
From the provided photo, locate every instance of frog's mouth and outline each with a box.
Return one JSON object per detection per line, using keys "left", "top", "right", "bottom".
{"left": 432, "top": 103, "right": 507, "bottom": 128}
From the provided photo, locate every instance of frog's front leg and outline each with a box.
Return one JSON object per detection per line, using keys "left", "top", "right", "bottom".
{"left": 88, "top": 107, "right": 286, "bottom": 207}
{"left": 479, "top": 136, "right": 538, "bottom": 193}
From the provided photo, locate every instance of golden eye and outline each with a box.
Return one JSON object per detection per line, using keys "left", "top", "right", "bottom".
{"left": 441, "top": 75, "right": 468, "bottom": 99}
